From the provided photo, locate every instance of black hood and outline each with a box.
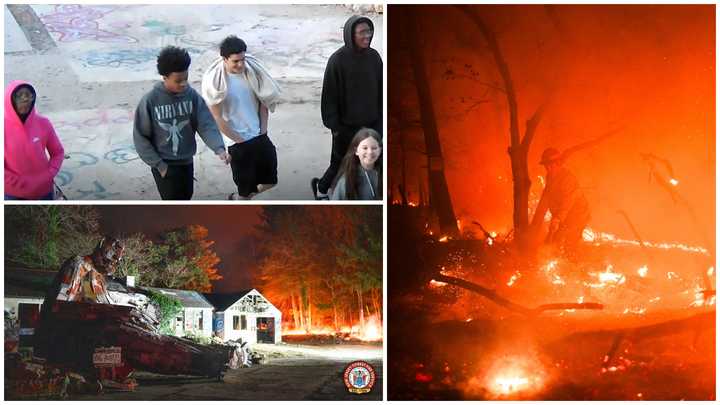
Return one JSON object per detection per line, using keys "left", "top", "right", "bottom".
{"left": 11, "top": 83, "right": 36, "bottom": 123}
{"left": 343, "top": 15, "right": 374, "bottom": 51}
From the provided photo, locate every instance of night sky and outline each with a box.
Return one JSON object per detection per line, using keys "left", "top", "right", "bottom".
{"left": 390, "top": 5, "right": 714, "bottom": 248}
{"left": 97, "top": 206, "right": 263, "bottom": 293}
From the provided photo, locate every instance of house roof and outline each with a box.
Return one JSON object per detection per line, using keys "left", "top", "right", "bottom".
{"left": 202, "top": 290, "right": 254, "bottom": 311}
{"left": 141, "top": 287, "right": 214, "bottom": 309}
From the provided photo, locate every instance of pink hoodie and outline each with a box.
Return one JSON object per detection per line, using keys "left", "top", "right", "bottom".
{"left": 4, "top": 80, "right": 64, "bottom": 199}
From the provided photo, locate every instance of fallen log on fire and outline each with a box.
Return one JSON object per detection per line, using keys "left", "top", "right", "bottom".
{"left": 433, "top": 273, "right": 604, "bottom": 316}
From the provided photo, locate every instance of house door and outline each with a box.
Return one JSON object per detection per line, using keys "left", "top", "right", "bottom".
{"left": 256, "top": 317, "right": 275, "bottom": 343}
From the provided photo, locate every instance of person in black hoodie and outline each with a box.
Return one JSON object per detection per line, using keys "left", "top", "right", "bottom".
{"left": 311, "top": 15, "right": 383, "bottom": 200}
{"left": 133, "top": 46, "right": 230, "bottom": 200}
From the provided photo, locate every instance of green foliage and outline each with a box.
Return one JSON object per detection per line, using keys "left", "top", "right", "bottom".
{"left": 5, "top": 206, "right": 101, "bottom": 269}
{"left": 183, "top": 331, "right": 211, "bottom": 345}
{"left": 145, "top": 290, "right": 183, "bottom": 335}
{"left": 115, "top": 226, "right": 221, "bottom": 293}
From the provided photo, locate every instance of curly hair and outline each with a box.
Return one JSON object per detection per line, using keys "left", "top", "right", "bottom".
{"left": 156, "top": 46, "right": 191, "bottom": 76}
{"left": 333, "top": 128, "right": 383, "bottom": 200}
{"left": 220, "top": 35, "right": 247, "bottom": 58}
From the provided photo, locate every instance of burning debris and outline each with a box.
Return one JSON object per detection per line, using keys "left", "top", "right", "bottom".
{"left": 390, "top": 203, "right": 715, "bottom": 400}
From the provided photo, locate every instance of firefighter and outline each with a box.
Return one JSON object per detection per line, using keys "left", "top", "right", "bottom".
{"left": 531, "top": 148, "right": 591, "bottom": 256}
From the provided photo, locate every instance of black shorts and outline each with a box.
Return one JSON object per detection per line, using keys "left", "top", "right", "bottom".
{"left": 228, "top": 134, "right": 278, "bottom": 197}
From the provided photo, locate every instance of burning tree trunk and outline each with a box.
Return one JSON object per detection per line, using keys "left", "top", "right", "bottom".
{"left": 290, "top": 293, "right": 301, "bottom": 331}
{"left": 406, "top": 7, "right": 459, "bottom": 237}
{"left": 356, "top": 288, "right": 365, "bottom": 331}
{"left": 454, "top": 6, "right": 546, "bottom": 245}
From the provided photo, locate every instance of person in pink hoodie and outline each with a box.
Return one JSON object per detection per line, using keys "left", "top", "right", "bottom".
{"left": 4, "top": 80, "right": 64, "bottom": 200}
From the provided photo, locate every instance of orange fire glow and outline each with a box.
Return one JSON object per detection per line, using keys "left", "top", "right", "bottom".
{"left": 465, "top": 353, "right": 548, "bottom": 399}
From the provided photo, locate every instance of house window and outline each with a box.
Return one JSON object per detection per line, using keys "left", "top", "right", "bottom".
{"left": 233, "top": 315, "right": 240, "bottom": 330}
{"left": 198, "top": 311, "right": 203, "bottom": 330}
{"left": 241, "top": 315, "right": 247, "bottom": 330}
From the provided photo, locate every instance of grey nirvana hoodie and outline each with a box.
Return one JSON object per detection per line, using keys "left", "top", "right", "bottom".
{"left": 133, "top": 82, "right": 225, "bottom": 174}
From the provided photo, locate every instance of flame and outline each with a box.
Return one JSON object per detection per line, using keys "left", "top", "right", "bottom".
{"left": 439, "top": 235, "right": 449, "bottom": 242}
{"left": 708, "top": 267, "right": 715, "bottom": 277}
{"left": 487, "top": 238, "right": 494, "bottom": 246}
{"left": 466, "top": 354, "right": 547, "bottom": 398}
{"left": 281, "top": 317, "right": 383, "bottom": 342}
{"left": 494, "top": 376, "right": 530, "bottom": 395}
{"left": 669, "top": 178, "right": 679, "bottom": 186}
{"left": 637, "top": 265, "right": 649, "bottom": 278}
{"left": 542, "top": 260, "right": 565, "bottom": 285}
{"left": 358, "top": 315, "right": 382, "bottom": 341}
{"left": 583, "top": 228, "right": 709, "bottom": 255}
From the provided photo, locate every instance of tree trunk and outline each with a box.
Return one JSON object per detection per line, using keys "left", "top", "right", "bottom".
{"left": 290, "top": 293, "right": 299, "bottom": 330}
{"left": 407, "top": 7, "right": 459, "bottom": 237}
{"left": 328, "top": 283, "right": 339, "bottom": 332}
{"left": 371, "top": 289, "right": 381, "bottom": 321}
{"left": 454, "top": 6, "right": 545, "bottom": 245}
{"left": 356, "top": 288, "right": 365, "bottom": 332}
{"left": 306, "top": 286, "right": 313, "bottom": 332}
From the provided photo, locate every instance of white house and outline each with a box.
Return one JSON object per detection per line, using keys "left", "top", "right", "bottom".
{"left": 203, "top": 289, "right": 282, "bottom": 344}
{"left": 142, "top": 287, "right": 214, "bottom": 339}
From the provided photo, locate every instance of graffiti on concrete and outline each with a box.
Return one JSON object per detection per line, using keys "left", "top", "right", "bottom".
{"left": 76, "top": 47, "right": 205, "bottom": 70}
{"left": 39, "top": 5, "right": 139, "bottom": 44}
{"left": 55, "top": 170, "right": 73, "bottom": 188}
{"left": 75, "top": 180, "right": 121, "bottom": 200}
{"left": 141, "top": 19, "right": 217, "bottom": 49}
{"left": 79, "top": 47, "right": 160, "bottom": 69}
{"left": 63, "top": 152, "right": 100, "bottom": 170}
{"left": 54, "top": 109, "right": 133, "bottom": 131}
{"left": 104, "top": 146, "right": 139, "bottom": 165}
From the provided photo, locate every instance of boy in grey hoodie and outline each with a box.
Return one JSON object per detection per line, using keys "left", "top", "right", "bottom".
{"left": 133, "top": 46, "right": 229, "bottom": 200}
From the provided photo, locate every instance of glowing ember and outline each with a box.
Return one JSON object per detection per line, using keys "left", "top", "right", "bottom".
{"left": 487, "top": 238, "right": 494, "bottom": 246}
{"left": 438, "top": 235, "right": 449, "bottom": 242}
{"left": 690, "top": 285, "right": 716, "bottom": 307}
{"left": 542, "top": 260, "right": 565, "bottom": 286}
{"left": 586, "top": 265, "right": 626, "bottom": 289}
{"left": 623, "top": 307, "right": 647, "bottom": 315}
{"left": 430, "top": 279, "right": 448, "bottom": 287}
{"left": 669, "top": 178, "right": 679, "bottom": 186}
{"left": 506, "top": 271, "right": 522, "bottom": 287}
{"left": 637, "top": 265, "right": 649, "bottom": 277}
{"left": 708, "top": 267, "right": 715, "bottom": 277}
{"left": 666, "top": 271, "right": 680, "bottom": 280}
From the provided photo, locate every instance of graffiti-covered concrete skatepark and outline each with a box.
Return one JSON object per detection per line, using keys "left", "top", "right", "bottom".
{"left": 4, "top": 4, "right": 383, "bottom": 200}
